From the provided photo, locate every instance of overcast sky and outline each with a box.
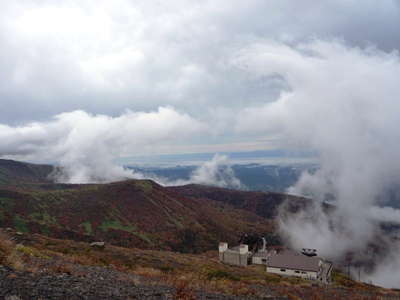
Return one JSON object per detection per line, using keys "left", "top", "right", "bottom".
{"left": 1, "top": 0, "right": 400, "bottom": 159}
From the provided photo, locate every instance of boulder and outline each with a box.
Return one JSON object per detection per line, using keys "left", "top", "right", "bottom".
{"left": 90, "top": 241, "right": 105, "bottom": 249}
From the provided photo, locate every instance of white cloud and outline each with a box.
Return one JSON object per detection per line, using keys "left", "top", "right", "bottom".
{"left": 1, "top": 1, "right": 399, "bottom": 124}
{"left": 232, "top": 39, "right": 400, "bottom": 287}
{"left": 141, "top": 154, "right": 243, "bottom": 189}
{"left": 0, "top": 107, "right": 206, "bottom": 183}
{"left": 185, "top": 154, "right": 242, "bottom": 189}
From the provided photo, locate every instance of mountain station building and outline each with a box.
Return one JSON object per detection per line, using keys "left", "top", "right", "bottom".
{"left": 218, "top": 242, "right": 332, "bottom": 283}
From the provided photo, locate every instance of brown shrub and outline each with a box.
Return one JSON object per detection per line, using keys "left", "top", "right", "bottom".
{"left": 49, "top": 263, "right": 73, "bottom": 275}
{"left": 134, "top": 267, "right": 162, "bottom": 278}
{"left": 5, "top": 250, "right": 25, "bottom": 271}
{"left": 0, "top": 231, "right": 15, "bottom": 262}
{"left": 0, "top": 232, "right": 26, "bottom": 271}
{"left": 174, "top": 280, "right": 196, "bottom": 300}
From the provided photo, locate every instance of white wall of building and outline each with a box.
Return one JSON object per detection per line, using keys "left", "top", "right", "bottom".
{"left": 266, "top": 266, "right": 318, "bottom": 280}
{"left": 252, "top": 256, "right": 267, "bottom": 265}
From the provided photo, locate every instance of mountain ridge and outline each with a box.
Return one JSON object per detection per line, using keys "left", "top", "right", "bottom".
{"left": 0, "top": 158, "right": 312, "bottom": 253}
{"left": 0, "top": 178, "right": 279, "bottom": 252}
{"left": 0, "top": 159, "right": 54, "bottom": 186}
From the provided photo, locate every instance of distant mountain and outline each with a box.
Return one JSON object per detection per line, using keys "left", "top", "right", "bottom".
{"left": 233, "top": 164, "right": 316, "bottom": 192}
{"left": 133, "top": 163, "right": 318, "bottom": 192}
{"left": 0, "top": 158, "right": 315, "bottom": 193}
{"left": 0, "top": 159, "right": 53, "bottom": 186}
{"left": 168, "top": 184, "right": 311, "bottom": 220}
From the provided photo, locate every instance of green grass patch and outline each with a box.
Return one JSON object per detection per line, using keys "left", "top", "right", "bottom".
{"left": 0, "top": 197, "right": 15, "bottom": 210}
{"left": 98, "top": 218, "right": 153, "bottom": 244}
{"left": 135, "top": 181, "right": 153, "bottom": 193}
{"left": 13, "top": 215, "right": 29, "bottom": 233}
{"left": 166, "top": 213, "right": 184, "bottom": 229}
{"left": 29, "top": 212, "right": 57, "bottom": 226}
{"left": 15, "top": 244, "right": 50, "bottom": 259}
{"left": 132, "top": 231, "right": 153, "bottom": 244}
{"left": 206, "top": 269, "right": 240, "bottom": 281}
{"left": 80, "top": 221, "right": 93, "bottom": 235}
{"left": 40, "top": 225, "right": 50, "bottom": 235}
{"left": 31, "top": 190, "right": 71, "bottom": 204}
{"left": 99, "top": 219, "right": 136, "bottom": 233}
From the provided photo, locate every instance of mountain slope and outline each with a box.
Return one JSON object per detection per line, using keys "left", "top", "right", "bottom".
{"left": 168, "top": 184, "right": 311, "bottom": 219}
{"left": 0, "top": 179, "right": 274, "bottom": 252}
{"left": 0, "top": 159, "right": 310, "bottom": 253}
{"left": 2, "top": 228, "right": 395, "bottom": 299}
{"left": 0, "top": 159, "right": 53, "bottom": 186}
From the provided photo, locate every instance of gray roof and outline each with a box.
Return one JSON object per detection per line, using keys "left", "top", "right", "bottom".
{"left": 267, "top": 252, "right": 321, "bottom": 272}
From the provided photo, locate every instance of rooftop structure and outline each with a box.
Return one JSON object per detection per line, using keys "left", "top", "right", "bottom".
{"left": 268, "top": 251, "right": 320, "bottom": 272}
{"left": 219, "top": 242, "right": 332, "bottom": 283}
{"left": 266, "top": 251, "right": 332, "bottom": 282}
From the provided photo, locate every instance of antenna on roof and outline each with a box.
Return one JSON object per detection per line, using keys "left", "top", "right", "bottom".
{"left": 301, "top": 248, "right": 317, "bottom": 257}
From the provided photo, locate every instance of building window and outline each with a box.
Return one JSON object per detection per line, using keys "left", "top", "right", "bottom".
{"left": 262, "top": 259, "right": 267, "bottom": 263}
{"left": 280, "top": 269, "right": 286, "bottom": 272}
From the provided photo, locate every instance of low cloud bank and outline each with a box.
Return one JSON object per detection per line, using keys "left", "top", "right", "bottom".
{"left": 233, "top": 39, "right": 400, "bottom": 287}
{"left": 0, "top": 108, "right": 241, "bottom": 188}
{"left": 188, "top": 154, "right": 242, "bottom": 188}
{"left": 153, "top": 154, "right": 243, "bottom": 189}
{"left": 0, "top": 107, "right": 206, "bottom": 183}
{"left": 53, "top": 152, "right": 243, "bottom": 189}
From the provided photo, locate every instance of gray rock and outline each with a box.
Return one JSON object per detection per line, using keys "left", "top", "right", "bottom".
{"left": 90, "top": 241, "right": 105, "bottom": 249}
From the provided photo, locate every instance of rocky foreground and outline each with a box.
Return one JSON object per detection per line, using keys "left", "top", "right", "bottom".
{"left": 0, "top": 265, "right": 287, "bottom": 300}
{"left": 1, "top": 229, "right": 399, "bottom": 299}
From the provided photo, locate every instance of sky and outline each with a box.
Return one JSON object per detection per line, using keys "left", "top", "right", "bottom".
{"left": 1, "top": 0, "right": 400, "bottom": 159}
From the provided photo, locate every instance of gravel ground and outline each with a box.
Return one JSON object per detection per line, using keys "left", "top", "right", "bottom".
{"left": 0, "top": 265, "right": 285, "bottom": 300}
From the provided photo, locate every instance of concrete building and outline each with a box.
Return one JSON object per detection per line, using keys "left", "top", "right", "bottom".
{"left": 266, "top": 251, "right": 332, "bottom": 283}
{"left": 218, "top": 242, "right": 250, "bottom": 267}
{"left": 251, "top": 237, "right": 270, "bottom": 265}
{"left": 219, "top": 241, "right": 332, "bottom": 283}
{"left": 251, "top": 251, "right": 270, "bottom": 265}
